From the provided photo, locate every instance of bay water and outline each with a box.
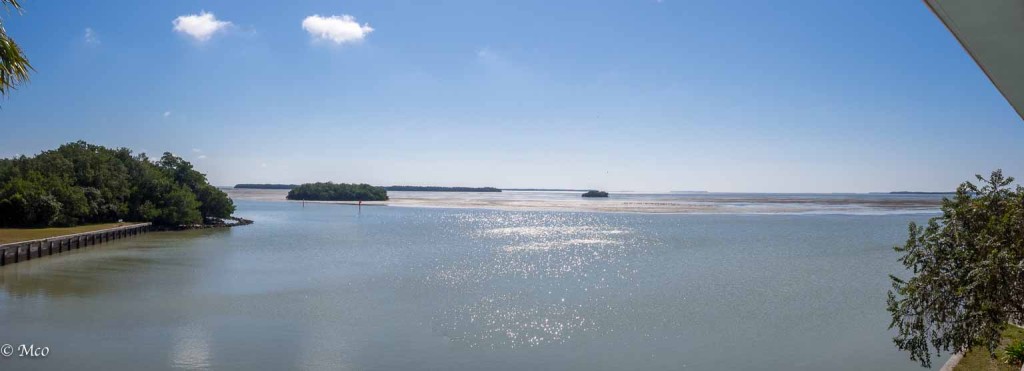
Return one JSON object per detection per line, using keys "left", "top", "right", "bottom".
{"left": 0, "top": 196, "right": 937, "bottom": 370}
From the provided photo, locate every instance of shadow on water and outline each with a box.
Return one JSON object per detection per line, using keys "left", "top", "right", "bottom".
{"left": 0, "top": 228, "right": 229, "bottom": 299}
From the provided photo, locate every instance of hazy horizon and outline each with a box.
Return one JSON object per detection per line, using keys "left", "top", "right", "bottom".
{"left": 220, "top": 184, "right": 958, "bottom": 195}
{"left": 2, "top": 0, "right": 1022, "bottom": 193}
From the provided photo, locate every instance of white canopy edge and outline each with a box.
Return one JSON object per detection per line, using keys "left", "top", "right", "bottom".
{"left": 925, "top": 0, "right": 1024, "bottom": 121}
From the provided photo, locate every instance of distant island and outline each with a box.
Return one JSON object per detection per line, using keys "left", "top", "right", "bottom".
{"left": 384, "top": 186, "right": 501, "bottom": 192}
{"left": 582, "top": 190, "right": 609, "bottom": 198}
{"left": 286, "top": 182, "right": 389, "bottom": 201}
{"left": 235, "top": 184, "right": 298, "bottom": 189}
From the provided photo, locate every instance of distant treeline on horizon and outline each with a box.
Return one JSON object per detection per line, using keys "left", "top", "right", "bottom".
{"left": 502, "top": 188, "right": 590, "bottom": 192}
{"left": 235, "top": 184, "right": 501, "bottom": 192}
{"left": 235, "top": 184, "right": 298, "bottom": 189}
{"left": 385, "top": 186, "right": 501, "bottom": 192}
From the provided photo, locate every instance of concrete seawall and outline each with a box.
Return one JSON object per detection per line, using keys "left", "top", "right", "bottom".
{"left": 0, "top": 223, "right": 152, "bottom": 267}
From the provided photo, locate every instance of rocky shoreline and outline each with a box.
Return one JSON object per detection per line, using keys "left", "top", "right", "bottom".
{"left": 152, "top": 216, "right": 254, "bottom": 231}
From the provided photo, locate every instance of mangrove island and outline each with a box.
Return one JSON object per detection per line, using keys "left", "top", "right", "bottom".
{"left": 286, "top": 182, "right": 389, "bottom": 201}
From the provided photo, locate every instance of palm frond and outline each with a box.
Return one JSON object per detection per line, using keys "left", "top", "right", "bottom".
{"left": 0, "top": 0, "right": 32, "bottom": 98}
{"left": 0, "top": 0, "right": 24, "bottom": 12}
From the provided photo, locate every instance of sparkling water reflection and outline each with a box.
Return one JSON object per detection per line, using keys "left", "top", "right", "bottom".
{"left": 0, "top": 200, "right": 935, "bottom": 370}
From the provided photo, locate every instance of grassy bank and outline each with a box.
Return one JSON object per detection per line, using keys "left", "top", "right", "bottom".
{"left": 956, "top": 326, "right": 1024, "bottom": 370}
{"left": 0, "top": 223, "right": 132, "bottom": 244}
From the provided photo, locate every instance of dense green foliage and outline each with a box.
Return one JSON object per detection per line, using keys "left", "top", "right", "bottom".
{"left": 1004, "top": 340, "right": 1024, "bottom": 366}
{"left": 235, "top": 183, "right": 298, "bottom": 190}
{"left": 0, "top": 0, "right": 33, "bottom": 99}
{"left": 384, "top": 186, "right": 501, "bottom": 192}
{"left": 0, "top": 141, "right": 234, "bottom": 227}
{"left": 286, "top": 182, "right": 388, "bottom": 201}
{"left": 582, "top": 190, "right": 609, "bottom": 198}
{"left": 887, "top": 170, "right": 1024, "bottom": 367}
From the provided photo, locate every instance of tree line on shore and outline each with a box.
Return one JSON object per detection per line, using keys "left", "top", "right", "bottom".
{"left": 0, "top": 141, "right": 234, "bottom": 227}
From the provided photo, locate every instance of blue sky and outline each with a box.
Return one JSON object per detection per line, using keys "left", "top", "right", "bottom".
{"left": 1, "top": 0, "right": 1021, "bottom": 192}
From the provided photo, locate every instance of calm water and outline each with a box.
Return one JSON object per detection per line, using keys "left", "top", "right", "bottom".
{"left": 0, "top": 199, "right": 934, "bottom": 370}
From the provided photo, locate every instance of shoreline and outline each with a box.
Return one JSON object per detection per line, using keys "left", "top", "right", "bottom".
{"left": 0, "top": 217, "right": 254, "bottom": 267}
{"left": 0, "top": 223, "right": 153, "bottom": 267}
{"left": 151, "top": 216, "right": 255, "bottom": 231}
{"left": 267, "top": 198, "right": 942, "bottom": 216}
{"left": 382, "top": 202, "right": 941, "bottom": 216}
{"left": 227, "top": 188, "right": 943, "bottom": 215}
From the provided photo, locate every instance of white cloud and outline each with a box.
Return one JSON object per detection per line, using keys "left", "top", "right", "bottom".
{"left": 163, "top": 111, "right": 172, "bottom": 118}
{"left": 197, "top": 154, "right": 207, "bottom": 160}
{"left": 84, "top": 28, "right": 99, "bottom": 44}
{"left": 173, "top": 12, "right": 232, "bottom": 41}
{"left": 301, "top": 14, "right": 373, "bottom": 44}
{"left": 192, "top": 148, "right": 202, "bottom": 153}
{"left": 477, "top": 47, "right": 496, "bottom": 61}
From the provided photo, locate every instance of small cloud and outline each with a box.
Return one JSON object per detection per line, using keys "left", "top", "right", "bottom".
{"left": 84, "top": 27, "right": 99, "bottom": 44}
{"left": 301, "top": 14, "right": 373, "bottom": 44}
{"left": 173, "top": 12, "right": 232, "bottom": 41}
{"left": 197, "top": 154, "right": 207, "bottom": 160}
{"left": 192, "top": 148, "right": 202, "bottom": 153}
{"left": 163, "top": 111, "right": 172, "bottom": 118}
{"left": 477, "top": 47, "right": 496, "bottom": 61}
